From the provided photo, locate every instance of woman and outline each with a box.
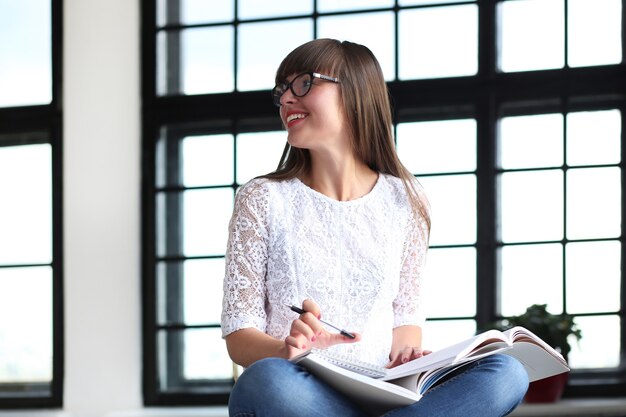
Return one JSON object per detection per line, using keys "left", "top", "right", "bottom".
{"left": 221, "top": 38, "right": 528, "bottom": 417}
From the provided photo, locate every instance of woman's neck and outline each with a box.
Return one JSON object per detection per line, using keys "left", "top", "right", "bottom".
{"left": 301, "top": 153, "right": 378, "bottom": 201}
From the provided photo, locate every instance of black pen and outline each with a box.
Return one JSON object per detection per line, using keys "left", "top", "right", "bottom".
{"left": 286, "top": 304, "right": 356, "bottom": 339}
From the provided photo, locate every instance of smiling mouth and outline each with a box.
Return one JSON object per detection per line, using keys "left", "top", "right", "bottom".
{"left": 287, "top": 113, "right": 307, "bottom": 123}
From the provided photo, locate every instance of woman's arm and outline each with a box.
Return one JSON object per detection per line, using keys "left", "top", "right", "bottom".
{"left": 387, "top": 325, "right": 430, "bottom": 368}
{"left": 388, "top": 192, "right": 431, "bottom": 368}
{"left": 226, "top": 300, "right": 362, "bottom": 368}
{"left": 225, "top": 328, "right": 292, "bottom": 368}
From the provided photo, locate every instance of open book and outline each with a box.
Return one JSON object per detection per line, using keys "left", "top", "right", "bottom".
{"left": 291, "top": 326, "right": 569, "bottom": 415}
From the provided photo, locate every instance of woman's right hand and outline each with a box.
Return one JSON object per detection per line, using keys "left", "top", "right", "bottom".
{"left": 284, "top": 299, "right": 361, "bottom": 357}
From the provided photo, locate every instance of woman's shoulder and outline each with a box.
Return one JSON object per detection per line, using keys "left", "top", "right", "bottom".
{"left": 379, "top": 172, "right": 403, "bottom": 188}
{"left": 235, "top": 176, "right": 297, "bottom": 203}
{"left": 378, "top": 173, "right": 428, "bottom": 213}
{"left": 378, "top": 173, "right": 411, "bottom": 201}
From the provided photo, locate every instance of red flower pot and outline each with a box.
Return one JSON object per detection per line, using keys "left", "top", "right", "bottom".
{"left": 524, "top": 373, "right": 569, "bottom": 403}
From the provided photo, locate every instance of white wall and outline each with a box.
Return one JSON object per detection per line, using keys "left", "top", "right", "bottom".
{"left": 63, "top": 0, "right": 141, "bottom": 415}
{"left": 0, "top": 1, "right": 226, "bottom": 416}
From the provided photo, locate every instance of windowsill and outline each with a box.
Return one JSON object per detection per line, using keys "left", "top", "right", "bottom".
{"left": 106, "top": 407, "right": 229, "bottom": 417}
{"left": 0, "top": 409, "right": 229, "bottom": 417}
{"left": 1, "top": 400, "right": 625, "bottom": 417}
{"left": 0, "top": 412, "right": 72, "bottom": 417}
{"left": 510, "top": 398, "right": 626, "bottom": 416}
{"left": 109, "top": 400, "right": 626, "bottom": 417}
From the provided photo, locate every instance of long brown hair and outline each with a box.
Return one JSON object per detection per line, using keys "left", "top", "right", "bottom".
{"left": 263, "top": 38, "right": 430, "bottom": 232}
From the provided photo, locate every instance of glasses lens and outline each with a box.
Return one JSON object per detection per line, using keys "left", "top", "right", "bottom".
{"left": 272, "top": 84, "right": 285, "bottom": 107}
{"left": 292, "top": 73, "right": 313, "bottom": 97}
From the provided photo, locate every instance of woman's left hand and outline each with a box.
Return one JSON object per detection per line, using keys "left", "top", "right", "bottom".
{"left": 385, "top": 346, "right": 432, "bottom": 368}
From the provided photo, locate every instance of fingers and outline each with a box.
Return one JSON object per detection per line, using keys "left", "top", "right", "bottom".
{"left": 386, "top": 346, "right": 428, "bottom": 368}
{"left": 329, "top": 331, "right": 362, "bottom": 344}
{"left": 285, "top": 334, "right": 307, "bottom": 351}
{"left": 297, "top": 299, "right": 324, "bottom": 336}
{"left": 284, "top": 320, "right": 316, "bottom": 351}
{"left": 285, "top": 299, "right": 323, "bottom": 350}
{"left": 286, "top": 327, "right": 362, "bottom": 351}
{"left": 302, "top": 299, "right": 321, "bottom": 319}
{"left": 292, "top": 317, "right": 318, "bottom": 347}
{"left": 285, "top": 299, "right": 362, "bottom": 351}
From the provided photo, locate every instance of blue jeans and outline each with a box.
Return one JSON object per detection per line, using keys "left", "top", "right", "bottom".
{"left": 228, "top": 354, "right": 529, "bottom": 417}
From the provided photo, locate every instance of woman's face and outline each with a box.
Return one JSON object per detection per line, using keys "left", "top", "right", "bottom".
{"left": 278, "top": 73, "right": 349, "bottom": 154}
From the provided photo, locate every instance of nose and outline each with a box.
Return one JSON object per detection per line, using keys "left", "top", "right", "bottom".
{"left": 280, "top": 88, "right": 297, "bottom": 106}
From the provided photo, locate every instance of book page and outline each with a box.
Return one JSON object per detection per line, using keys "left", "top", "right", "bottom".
{"left": 505, "top": 326, "right": 566, "bottom": 360}
{"left": 293, "top": 353, "right": 421, "bottom": 414}
{"left": 383, "top": 329, "right": 509, "bottom": 380}
{"left": 311, "top": 348, "right": 387, "bottom": 378}
{"left": 291, "top": 325, "right": 570, "bottom": 413}
{"left": 506, "top": 342, "right": 570, "bottom": 382}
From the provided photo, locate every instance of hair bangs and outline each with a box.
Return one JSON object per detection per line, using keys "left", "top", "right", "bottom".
{"left": 275, "top": 38, "right": 344, "bottom": 83}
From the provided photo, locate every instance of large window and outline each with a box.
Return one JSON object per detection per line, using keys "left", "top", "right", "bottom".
{"left": 0, "top": 0, "right": 63, "bottom": 408}
{"left": 142, "top": 0, "right": 625, "bottom": 404}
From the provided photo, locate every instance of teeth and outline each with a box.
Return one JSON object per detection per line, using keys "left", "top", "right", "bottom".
{"left": 287, "top": 113, "right": 306, "bottom": 123}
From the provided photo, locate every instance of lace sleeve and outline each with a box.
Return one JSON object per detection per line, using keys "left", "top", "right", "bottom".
{"left": 393, "top": 212, "right": 429, "bottom": 328}
{"left": 221, "top": 180, "right": 270, "bottom": 338}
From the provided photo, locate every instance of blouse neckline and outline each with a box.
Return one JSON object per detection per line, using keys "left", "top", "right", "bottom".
{"left": 293, "top": 173, "right": 384, "bottom": 205}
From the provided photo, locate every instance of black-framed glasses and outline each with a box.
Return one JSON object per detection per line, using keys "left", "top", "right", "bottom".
{"left": 272, "top": 72, "right": 340, "bottom": 107}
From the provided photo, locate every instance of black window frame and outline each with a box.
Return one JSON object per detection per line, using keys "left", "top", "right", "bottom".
{"left": 0, "top": 0, "right": 64, "bottom": 409}
{"left": 141, "top": 0, "right": 626, "bottom": 405}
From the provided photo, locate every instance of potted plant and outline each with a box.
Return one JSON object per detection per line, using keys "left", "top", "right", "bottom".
{"left": 485, "top": 304, "right": 582, "bottom": 403}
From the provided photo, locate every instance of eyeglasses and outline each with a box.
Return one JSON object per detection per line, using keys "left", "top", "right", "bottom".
{"left": 272, "top": 72, "right": 340, "bottom": 107}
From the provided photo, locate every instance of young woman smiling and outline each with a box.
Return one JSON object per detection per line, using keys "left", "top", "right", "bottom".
{"left": 221, "top": 38, "right": 528, "bottom": 417}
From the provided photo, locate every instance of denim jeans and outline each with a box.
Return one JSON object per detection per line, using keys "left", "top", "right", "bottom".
{"left": 228, "top": 354, "right": 529, "bottom": 417}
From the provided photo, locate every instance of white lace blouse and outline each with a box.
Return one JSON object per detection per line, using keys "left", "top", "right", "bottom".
{"left": 221, "top": 173, "right": 429, "bottom": 367}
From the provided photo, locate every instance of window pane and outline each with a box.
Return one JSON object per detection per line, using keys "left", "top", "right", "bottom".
{"left": 156, "top": 261, "right": 179, "bottom": 325}
{"left": 566, "top": 110, "right": 621, "bottom": 167}
{"left": 156, "top": 31, "right": 170, "bottom": 95}
{"left": 157, "top": 0, "right": 234, "bottom": 26}
{"left": 157, "top": 259, "right": 225, "bottom": 325}
{"left": 0, "top": 144, "right": 52, "bottom": 265}
{"left": 423, "top": 247, "right": 476, "bottom": 318}
{"left": 317, "top": 0, "right": 393, "bottom": 12}
{"left": 0, "top": 266, "right": 52, "bottom": 383}
{"left": 236, "top": 131, "right": 286, "bottom": 184}
{"left": 318, "top": 12, "right": 395, "bottom": 81}
{"left": 157, "top": 26, "right": 235, "bottom": 96}
{"left": 157, "top": 129, "right": 235, "bottom": 188}
{"left": 239, "top": 0, "right": 312, "bottom": 19}
{"left": 401, "top": 0, "right": 475, "bottom": 5}
{"left": 183, "top": 188, "right": 234, "bottom": 256}
{"left": 566, "top": 167, "right": 621, "bottom": 239}
{"left": 183, "top": 328, "right": 232, "bottom": 380}
{"left": 566, "top": 241, "right": 620, "bottom": 314}
{"left": 499, "top": 243, "right": 563, "bottom": 316}
{"left": 238, "top": 20, "right": 313, "bottom": 92}
{"left": 499, "top": 170, "right": 563, "bottom": 243}
{"left": 423, "top": 320, "right": 476, "bottom": 352}
{"left": 397, "top": 119, "right": 476, "bottom": 174}
{"left": 182, "top": 26, "right": 234, "bottom": 94}
{"left": 156, "top": 188, "right": 234, "bottom": 257}
{"left": 183, "top": 259, "right": 225, "bottom": 324}
{"left": 499, "top": 0, "right": 564, "bottom": 72}
{"left": 0, "top": 0, "right": 52, "bottom": 107}
{"left": 157, "top": 328, "right": 232, "bottom": 390}
{"left": 183, "top": 134, "right": 234, "bottom": 187}
{"left": 499, "top": 114, "right": 563, "bottom": 169}
{"left": 419, "top": 175, "right": 476, "bottom": 245}
{"left": 156, "top": 192, "right": 180, "bottom": 257}
{"left": 568, "top": 315, "right": 620, "bottom": 369}
{"left": 568, "top": 0, "right": 622, "bottom": 68}
{"left": 399, "top": 5, "right": 478, "bottom": 79}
